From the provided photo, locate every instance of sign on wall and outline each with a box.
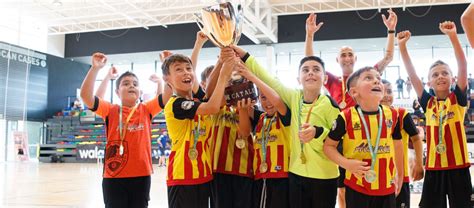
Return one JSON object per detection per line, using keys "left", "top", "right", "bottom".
{"left": 0, "top": 42, "right": 47, "bottom": 68}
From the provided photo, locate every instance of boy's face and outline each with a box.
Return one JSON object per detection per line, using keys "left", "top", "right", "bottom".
{"left": 116, "top": 75, "right": 140, "bottom": 105}
{"left": 350, "top": 69, "right": 384, "bottom": 103}
{"left": 428, "top": 65, "right": 453, "bottom": 93}
{"left": 259, "top": 93, "right": 276, "bottom": 116}
{"left": 297, "top": 60, "right": 327, "bottom": 92}
{"left": 380, "top": 83, "right": 393, "bottom": 106}
{"left": 337, "top": 47, "right": 357, "bottom": 73}
{"left": 167, "top": 61, "right": 194, "bottom": 93}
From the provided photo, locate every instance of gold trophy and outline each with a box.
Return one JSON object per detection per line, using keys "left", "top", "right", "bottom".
{"left": 196, "top": 1, "right": 257, "bottom": 106}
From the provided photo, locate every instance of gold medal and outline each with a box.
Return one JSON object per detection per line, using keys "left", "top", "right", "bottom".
{"left": 259, "top": 162, "right": 268, "bottom": 173}
{"left": 339, "top": 101, "right": 346, "bottom": 109}
{"left": 300, "top": 153, "right": 306, "bottom": 164}
{"left": 188, "top": 148, "right": 198, "bottom": 160}
{"left": 119, "top": 145, "right": 124, "bottom": 156}
{"left": 235, "top": 138, "right": 246, "bottom": 149}
{"left": 436, "top": 143, "right": 446, "bottom": 154}
{"left": 365, "top": 169, "right": 377, "bottom": 183}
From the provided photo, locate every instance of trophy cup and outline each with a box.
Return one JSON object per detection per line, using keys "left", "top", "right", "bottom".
{"left": 196, "top": 2, "right": 257, "bottom": 106}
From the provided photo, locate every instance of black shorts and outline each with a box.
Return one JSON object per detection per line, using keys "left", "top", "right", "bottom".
{"left": 345, "top": 186, "right": 395, "bottom": 208}
{"left": 338, "top": 167, "right": 346, "bottom": 188}
{"left": 288, "top": 172, "right": 337, "bottom": 208}
{"left": 252, "top": 178, "right": 289, "bottom": 208}
{"left": 419, "top": 168, "right": 472, "bottom": 208}
{"left": 167, "top": 182, "right": 210, "bottom": 208}
{"left": 210, "top": 173, "right": 253, "bottom": 208}
{"left": 395, "top": 182, "right": 410, "bottom": 208}
{"left": 102, "top": 176, "right": 151, "bottom": 208}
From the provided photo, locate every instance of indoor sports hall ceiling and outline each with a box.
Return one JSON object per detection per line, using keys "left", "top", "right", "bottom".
{"left": 0, "top": 0, "right": 470, "bottom": 44}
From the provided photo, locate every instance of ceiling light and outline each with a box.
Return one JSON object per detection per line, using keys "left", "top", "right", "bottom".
{"left": 52, "top": 0, "right": 62, "bottom": 7}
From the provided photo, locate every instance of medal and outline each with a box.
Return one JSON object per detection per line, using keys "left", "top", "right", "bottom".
{"left": 188, "top": 148, "right": 198, "bottom": 160}
{"left": 436, "top": 143, "right": 446, "bottom": 154}
{"left": 235, "top": 138, "right": 246, "bottom": 149}
{"left": 365, "top": 169, "right": 377, "bottom": 183}
{"left": 300, "top": 153, "right": 306, "bottom": 164}
{"left": 339, "top": 101, "right": 346, "bottom": 109}
{"left": 119, "top": 144, "right": 124, "bottom": 156}
{"left": 259, "top": 162, "right": 268, "bottom": 173}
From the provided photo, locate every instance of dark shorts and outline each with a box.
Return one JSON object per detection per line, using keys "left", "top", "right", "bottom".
{"left": 345, "top": 186, "right": 395, "bottom": 208}
{"left": 338, "top": 167, "right": 346, "bottom": 188}
{"left": 167, "top": 182, "right": 210, "bottom": 208}
{"left": 395, "top": 182, "right": 410, "bottom": 208}
{"left": 102, "top": 176, "right": 151, "bottom": 208}
{"left": 419, "top": 168, "right": 472, "bottom": 208}
{"left": 288, "top": 172, "right": 337, "bottom": 208}
{"left": 210, "top": 173, "right": 253, "bottom": 208}
{"left": 252, "top": 178, "right": 289, "bottom": 208}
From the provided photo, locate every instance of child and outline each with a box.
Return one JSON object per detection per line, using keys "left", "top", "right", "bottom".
{"left": 235, "top": 63, "right": 291, "bottom": 208}
{"left": 232, "top": 45, "right": 340, "bottom": 208}
{"left": 380, "top": 79, "right": 424, "bottom": 208}
{"left": 80, "top": 53, "right": 163, "bottom": 208}
{"left": 204, "top": 50, "right": 255, "bottom": 208}
{"left": 162, "top": 50, "right": 234, "bottom": 208}
{"left": 398, "top": 21, "right": 471, "bottom": 208}
{"left": 323, "top": 67, "right": 404, "bottom": 208}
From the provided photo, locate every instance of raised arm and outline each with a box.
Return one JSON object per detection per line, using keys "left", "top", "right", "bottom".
{"left": 95, "top": 66, "right": 118, "bottom": 99}
{"left": 205, "top": 58, "right": 224, "bottom": 97}
{"left": 235, "top": 63, "right": 287, "bottom": 116}
{"left": 80, "top": 53, "right": 107, "bottom": 108}
{"left": 304, "top": 13, "right": 324, "bottom": 57}
{"left": 236, "top": 98, "right": 253, "bottom": 138}
{"left": 196, "top": 52, "right": 234, "bottom": 115}
{"left": 191, "top": 31, "right": 209, "bottom": 92}
{"left": 375, "top": 9, "right": 397, "bottom": 73}
{"left": 439, "top": 21, "right": 467, "bottom": 90}
{"left": 461, "top": 3, "right": 474, "bottom": 48}
{"left": 397, "top": 31, "right": 424, "bottom": 98}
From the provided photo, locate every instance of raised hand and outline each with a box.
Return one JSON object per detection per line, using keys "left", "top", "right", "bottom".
{"left": 236, "top": 98, "right": 253, "bottom": 112}
{"left": 229, "top": 45, "right": 247, "bottom": 59}
{"left": 219, "top": 47, "right": 236, "bottom": 62}
{"left": 91, "top": 52, "right": 107, "bottom": 70}
{"left": 159, "top": 50, "right": 173, "bottom": 62}
{"left": 306, "top": 13, "right": 324, "bottom": 35}
{"left": 235, "top": 62, "right": 254, "bottom": 80}
{"left": 439, "top": 21, "right": 457, "bottom": 36}
{"left": 396, "top": 30, "right": 411, "bottom": 46}
{"left": 299, "top": 123, "right": 316, "bottom": 143}
{"left": 382, "top": 8, "right": 397, "bottom": 31}
{"left": 106, "top": 66, "right": 119, "bottom": 80}
{"left": 196, "top": 31, "right": 209, "bottom": 45}
{"left": 149, "top": 74, "right": 162, "bottom": 84}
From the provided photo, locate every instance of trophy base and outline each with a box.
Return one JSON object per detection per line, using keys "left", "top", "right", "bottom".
{"left": 224, "top": 81, "right": 257, "bottom": 107}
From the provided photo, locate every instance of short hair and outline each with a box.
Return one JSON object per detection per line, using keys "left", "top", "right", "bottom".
{"left": 381, "top": 79, "right": 391, "bottom": 85}
{"left": 201, "top": 65, "right": 214, "bottom": 82}
{"left": 116, "top": 71, "right": 139, "bottom": 89}
{"left": 299, "top": 56, "right": 325, "bottom": 72}
{"left": 346, "top": 66, "right": 375, "bottom": 92}
{"left": 428, "top": 60, "right": 452, "bottom": 77}
{"left": 161, "top": 54, "right": 192, "bottom": 75}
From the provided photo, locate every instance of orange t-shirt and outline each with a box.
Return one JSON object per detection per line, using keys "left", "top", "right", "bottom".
{"left": 92, "top": 96, "right": 162, "bottom": 178}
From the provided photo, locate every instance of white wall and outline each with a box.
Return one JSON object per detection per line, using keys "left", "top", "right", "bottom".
{"left": 47, "top": 35, "right": 65, "bottom": 57}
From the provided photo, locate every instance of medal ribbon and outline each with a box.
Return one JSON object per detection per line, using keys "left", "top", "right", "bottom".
{"left": 260, "top": 114, "right": 275, "bottom": 165}
{"left": 341, "top": 76, "right": 346, "bottom": 106}
{"left": 298, "top": 95, "right": 319, "bottom": 156}
{"left": 434, "top": 100, "right": 446, "bottom": 149}
{"left": 357, "top": 106, "right": 383, "bottom": 171}
{"left": 192, "top": 115, "right": 201, "bottom": 150}
{"left": 119, "top": 104, "right": 138, "bottom": 146}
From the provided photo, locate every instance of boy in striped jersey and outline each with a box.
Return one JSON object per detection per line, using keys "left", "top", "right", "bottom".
{"left": 324, "top": 67, "right": 404, "bottom": 208}
{"left": 235, "top": 63, "right": 291, "bottom": 208}
{"left": 380, "top": 79, "right": 424, "bottom": 208}
{"left": 162, "top": 50, "right": 234, "bottom": 208}
{"left": 398, "top": 21, "right": 471, "bottom": 208}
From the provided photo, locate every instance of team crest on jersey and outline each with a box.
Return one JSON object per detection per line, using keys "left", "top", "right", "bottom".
{"left": 353, "top": 122, "right": 361, "bottom": 130}
{"left": 104, "top": 141, "right": 128, "bottom": 177}
{"left": 431, "top": 114, "right": 437, "bottom": 120}
{"left": 269, "top": 135, "right": 278, "bottom": 142}
{"left": 181, "top": 101, "right": 194, "bottom": 110}
{"left": 386, "top": 119, "right": 393, "bottom": 128}
{"left": 274, "top": 165, "right": 282, "bottom": 171}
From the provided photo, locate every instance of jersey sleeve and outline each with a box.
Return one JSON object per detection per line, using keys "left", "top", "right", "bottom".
{"left": 172, "top": 97, "right": 202, "bottom": 120}
{"left": 403, "top": 113, "right": 419, "bottom": 137}
{"left": 327, "top": 115, "right": 346, "bottom": 141}
{"left": 251, "top": 108, "right": 264, "bottom": 130}
{"left": 453, "top": 84, "right": 468, "bottom": 107}
{"left": 90, "top": 96, "right": 112, "bottom": 119}
{"left": 419, "top": 90, "right": 432, "bottom": 112}
{"left": 278, "top": 105, "right": 292, "bottom": 127}
{"left": 392, "top": 120, "right": 402, "bottom": 140}
{"left": 144, "top": 96, "right": 163, "bottom": 117}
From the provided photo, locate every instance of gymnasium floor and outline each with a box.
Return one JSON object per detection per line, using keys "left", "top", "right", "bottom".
{"left": 1, "top": 162, "right": 459, "bottom": 208}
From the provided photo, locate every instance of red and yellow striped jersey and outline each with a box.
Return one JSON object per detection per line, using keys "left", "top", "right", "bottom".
{"left": 164, "top": 96, "right": 213, "bottom": 186}
{"left": 209, "top": 106, "right": 254, "bottom": 177}
{"left": 252, "top": 111, "right": 291, "bottom": 180}
{"left": 339, "top": 106, "right": 399, "bottom": 196}
{"left": 420, "top": 87, "right": 470, "bottom": 170}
